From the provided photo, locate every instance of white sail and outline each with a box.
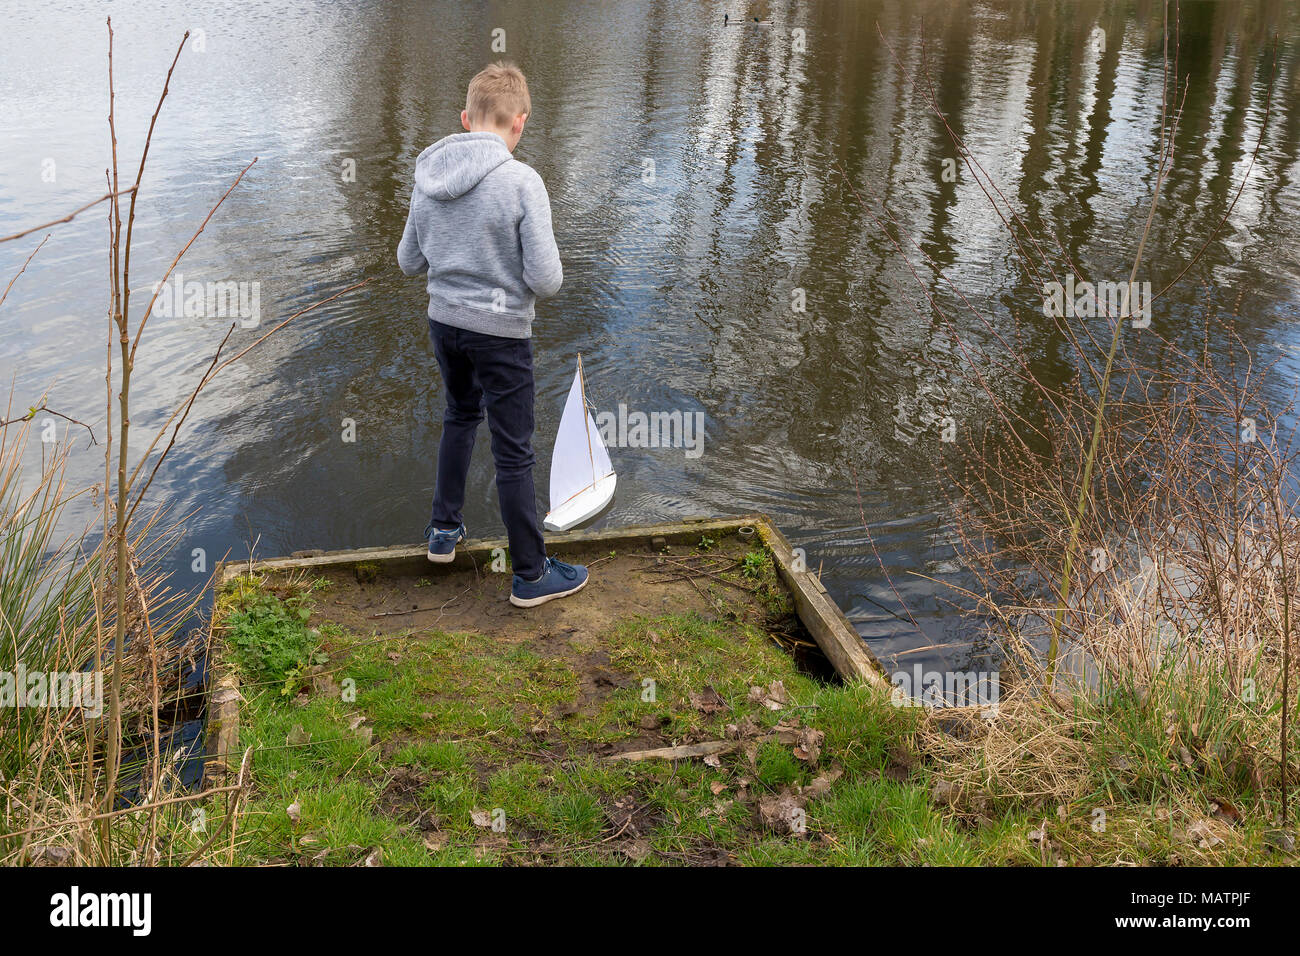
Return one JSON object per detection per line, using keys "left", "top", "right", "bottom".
{"left": 545, "top": 356, "right": 616, "bottom": 532}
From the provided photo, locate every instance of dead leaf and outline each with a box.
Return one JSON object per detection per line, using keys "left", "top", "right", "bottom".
{"left": 792, "top": 727, "right": 825, "bottom": 763}
{"left": 470, "top": 809, "right": 493, "bottom": 828}
{"left": 1187, "top": 818, "right": 1225, "bottom": 849}
{"left": 703, "top": 753, "right": 722, "bottom": 768}
{"left": 803, "top": 766, "right": 843, "bottom": 798}
{"left": 423, "top": 831, "right": 447, "bottom": 852}
{"left": 748, "top": 681, "right": 790, "bottom": 711}
{"left": 931, "top": 778, "right": 958, "bottom": 806}
{"left": 312, "top": 674, "right": 341, "bottom": 698}
{"left": 286, "top": 800, "right": 302, "bottom": 824}
{"left": 1264, "top": 829, "right": 1296, "bottom": 853}
{"left": 757, "top": 790, "right": 806, "bottom": 835}
{"left": 696, "top": 801, "right": 723, "bottom": 819}
{"left": 710, "top": 781, "right": 728, "bottom": 796}
{"left": 689, "top": 685, "right": 728, "bottom": 714}
{"left": 25, "top": 845, "right": 73, "bottom": 866}
{"left": 621, "top": 839, "right": 651, "bottom": 861}
{"left": 363, "top": 847, "right": 383, "bottom": 867}
{"left": 1211, "top": 799, "right": 1241, "bottom": 824}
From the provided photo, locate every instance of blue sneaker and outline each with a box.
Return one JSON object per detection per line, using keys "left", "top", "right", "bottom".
{"left": 510, "top": 556, "right": 589, "bottom": 608}
{"left": 426, "top": 522, "right": 466, "bottom": 564}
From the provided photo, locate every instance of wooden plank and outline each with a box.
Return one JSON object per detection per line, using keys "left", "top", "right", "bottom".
{"left": 218, "top": 514, "right": 761, "bottom": 583}
{"left": 202, "top": 615, "right": 242, "bottom": 789}
{"left": 754, "top": 517, "right": 890, "bottom": 689}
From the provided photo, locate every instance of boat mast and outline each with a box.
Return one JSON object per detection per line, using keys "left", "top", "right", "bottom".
{"left": 577, "top": 353, "right": 596, "bottom": 489}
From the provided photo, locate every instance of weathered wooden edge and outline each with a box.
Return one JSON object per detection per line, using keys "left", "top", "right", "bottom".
{"left": 217, "top": 514, "right": 760, "bottom": 582}
{"left": 753, "top": 519, "right": 890, "bottom": 690}
{"left": 206, "top": 514, "right": 889, "bottom": 774}
{"left": 201, "top": 609, "right": 242, "bottom": 789}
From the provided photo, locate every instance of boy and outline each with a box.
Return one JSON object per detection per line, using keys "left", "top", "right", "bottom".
{"left": 397, "top": 61, "right": 588, "bottom": 608}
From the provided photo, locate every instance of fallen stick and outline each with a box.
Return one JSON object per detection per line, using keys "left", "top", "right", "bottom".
{"left": 368, "top": 605, "right": 448, "bottom": 619}
{"left": 639, "top": 556, "right": 739, "bottom": 575}
{"left": 605, "top": 729, "right": 798, "bottom": 762}
{"left": 367, "top": 583, "right": 472, "bottom": 619}
{"left": 635, "top": 561, "right": 756, "bottom": 595}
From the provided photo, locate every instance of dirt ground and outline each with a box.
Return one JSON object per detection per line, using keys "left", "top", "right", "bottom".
{"left": 308, "top": 532, "right": 796, "bottom": 645}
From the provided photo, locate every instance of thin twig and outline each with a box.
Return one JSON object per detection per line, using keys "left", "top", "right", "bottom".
{"left": 0, "top": 235, "right": 49, "bottom": 308}
{"left": 0, "top": 189, "right": 136, "bottom": 245}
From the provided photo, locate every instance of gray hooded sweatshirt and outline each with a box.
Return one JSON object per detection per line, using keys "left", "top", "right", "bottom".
{"left": 397, "top": 131, "right": 563, "bottom": 339}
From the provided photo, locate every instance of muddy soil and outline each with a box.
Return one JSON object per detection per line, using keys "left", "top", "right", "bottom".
{"left": 305, "top": 532, "right": 790, "bottom": 646}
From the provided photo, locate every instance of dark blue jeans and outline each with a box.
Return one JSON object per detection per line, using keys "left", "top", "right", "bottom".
{"left": 427, "top": 319, "right": 546, "bottom": 580}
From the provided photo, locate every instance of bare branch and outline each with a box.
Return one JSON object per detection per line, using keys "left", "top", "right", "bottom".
{"left": 0, "top": 403, "right": 98, "bottom": 446}
{"left": 0, "top": 189, "right": 136, "bottom": 245}
{"left": 0, "top": 234, "right": 49, "bottom": 309}
{"left": 128, "top": 157, "right": 259, "bottom": 362}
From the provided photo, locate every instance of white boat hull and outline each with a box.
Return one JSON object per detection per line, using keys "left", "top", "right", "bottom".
{"left": 544, "top": 472, "right": 616, "bottom": 532}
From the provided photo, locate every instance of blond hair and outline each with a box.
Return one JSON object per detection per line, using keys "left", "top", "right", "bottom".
{"left": 466, "top": 61, "right": 532, "bottom": 127}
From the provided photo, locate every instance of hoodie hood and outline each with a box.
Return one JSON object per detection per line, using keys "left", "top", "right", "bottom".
{"left": 414, "top": 131, "right": 514, "bottom": 201}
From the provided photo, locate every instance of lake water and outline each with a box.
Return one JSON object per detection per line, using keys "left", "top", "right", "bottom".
{"left": 2, "top": 0, "right": 1299, "bottom": 680}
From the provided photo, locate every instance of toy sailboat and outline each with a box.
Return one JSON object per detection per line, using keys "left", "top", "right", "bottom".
{"left": 544, "top": 354, "right": 616, "bottom": 532}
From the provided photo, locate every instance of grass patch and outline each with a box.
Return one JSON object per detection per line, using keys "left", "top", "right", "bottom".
{"left": 211, "top": 572, "right": 1298, "bottom": 867}
{"left": 219, "top": 575, "right": 324, "bottom": 696}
